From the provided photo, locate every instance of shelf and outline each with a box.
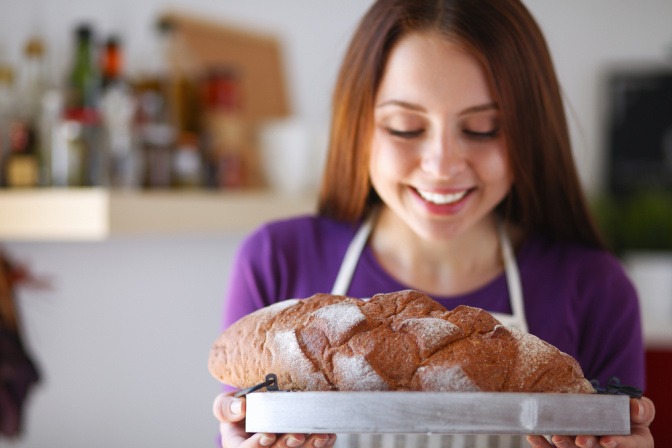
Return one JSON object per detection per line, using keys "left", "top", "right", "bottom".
{"left": 0, "top": 188, "right": 317, "bottom": 241}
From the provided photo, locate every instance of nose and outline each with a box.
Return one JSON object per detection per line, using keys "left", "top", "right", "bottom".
{"left": 420, "top": 133, "right": 466, "bottom": 179}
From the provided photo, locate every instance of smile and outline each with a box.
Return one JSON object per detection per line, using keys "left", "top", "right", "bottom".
{"left": 416, "top": 189, "right": 469, "bottom": 205}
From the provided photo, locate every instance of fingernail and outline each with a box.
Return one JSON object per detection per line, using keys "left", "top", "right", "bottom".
{"left": 600, "top": 441, "right": 616, "bottom": 448}
{"left": 314, "top": 437, "right": 327, "bottom": 448}
{"left": 287, "top": 436, "right": 304, "bottom": 447}
{"left": 636, "top": 400, "right": 645, "bottom": 419}
{"left": 229, "top": 398, "right": 242, "bottom": 415}
{"left": 576, "top": 436, "right": 594, "bottom": 447}
{"left": 259, "top": 434, "right": 275, "bottom": 447}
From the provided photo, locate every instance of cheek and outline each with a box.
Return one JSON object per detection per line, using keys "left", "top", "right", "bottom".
{"left": 369, "top": 134, "right": 417, "bottom": 184}
{"left": 475, "top": 144, "right": 512, "bottom": 187}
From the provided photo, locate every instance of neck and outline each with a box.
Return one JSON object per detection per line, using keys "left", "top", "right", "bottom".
{"left": 369, "top": 207, "right": 505, "bottom": 296}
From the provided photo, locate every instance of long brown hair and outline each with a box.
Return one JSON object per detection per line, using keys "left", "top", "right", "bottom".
{"left": 318, "top": 0, "right": 605, "bottom": 248}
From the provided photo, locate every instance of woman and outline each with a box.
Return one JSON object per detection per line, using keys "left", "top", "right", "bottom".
{"left": 213, "top": 0, "right": 656, "bottom": 447}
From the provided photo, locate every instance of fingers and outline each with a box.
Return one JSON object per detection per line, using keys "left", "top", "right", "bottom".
{"left": 219, "top": 425, "right": 277, "bottom": 448}
{"left": 526, "top": 435, "right": 553, "bottom": 447}
{"left": 303, "top": 434, "right": 336, "bottom": 448}
{"left": 227, "top": 433, "right": 335, "bottom": 448}
{"left": 595, "top": 397, "right": 656, "bottom": 448}
{"left": 272, "top": 433, "right": 336, "bottom": 448}
{"left": 527, "top": 435, "right": 599, "bottom": 448}
{"left": 213, "top": 393, "right": 246, "bottom": 423}
{"left": 549, "top": 435, "right": 600, "bottom": 448}
{"left": 574, "top": 436, "right": 599, "bottom": 447}
{"left": 219, "top": 421, "right": 258, "bottom": 448}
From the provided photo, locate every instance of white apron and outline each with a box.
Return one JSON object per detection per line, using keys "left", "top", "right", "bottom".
{"left": 331, "top": 211, "right": 530, "bottom": 448}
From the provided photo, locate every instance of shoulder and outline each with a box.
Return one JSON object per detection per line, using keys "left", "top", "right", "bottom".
{"left": 520, "top": 235, "right": 631, "bottom": 287}
{"left": 519, "top": 234, "right": 640, "bottom": 335}
{"left": 234, "top": 214, "right": 361, "bottom": 295}
{"left": 518, "top": 233, "right": 640, "bottom": 336}
{"left": 234, "top": 214, "right": 367, "bottom": 303}
{"left": 240, "top": 214, "right": 359, "bottom": 254}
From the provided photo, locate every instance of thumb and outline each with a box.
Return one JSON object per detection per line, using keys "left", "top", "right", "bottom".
{"left": 213, "top": 393, "right": 247, "bottom": 423}
{"left": 631, "top": 397, "right": 655, "bottom": 426}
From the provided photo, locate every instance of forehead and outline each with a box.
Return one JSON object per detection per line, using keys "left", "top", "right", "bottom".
{"left": 376, "top": 31, "right": 494, "bottom": 110}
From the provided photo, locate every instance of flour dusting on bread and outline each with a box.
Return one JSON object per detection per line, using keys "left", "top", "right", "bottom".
{"left": 333, "top": 353, "right": 389, "bottom": 391}
{"left": 416, "top": 364, "right": 480, "bottom": 392}
{"left": 262, "top": 298, "right": 300, "bottom": 316}
{"left": 398, "top": 317, "right": 463, "bottom": 358}
{"left": 311, "top": 302, "right": 366, "bottom": 345}
{"left": 271, "top": 330, "right": 329, "bottom": 390}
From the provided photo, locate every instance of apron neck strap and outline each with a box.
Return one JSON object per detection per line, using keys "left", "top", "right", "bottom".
{"left": 496, "top": 219, "right": 529, "bottom": 332}
{"left": 330, "top": 208, "right": 379, "bottom": 296}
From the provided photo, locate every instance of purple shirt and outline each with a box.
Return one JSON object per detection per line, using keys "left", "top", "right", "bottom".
{"left": 223, "top": 215, "right": 646, "bottom": 390}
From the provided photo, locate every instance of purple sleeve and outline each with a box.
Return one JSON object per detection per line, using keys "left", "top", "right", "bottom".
{"left": 221, "top": 216, "right": 350, "bottom": 330}
{"left": 575, "top": 252, "right": 646, "bottom": 391}
{"left": 222, "top": 226, "right": 278, "bottom": 330}
{"left": 520, "top": 238, "right": 645, "bottom": 392}
{"left": 219, "top": 227, "right": 280, "bottom": 393}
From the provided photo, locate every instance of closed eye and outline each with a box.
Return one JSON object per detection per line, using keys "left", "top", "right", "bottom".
{"left": 386, "top": 128, "right": 425, "bottom": 139}
{"left": 463, "top": 128, "right": 500, "bottom": 139}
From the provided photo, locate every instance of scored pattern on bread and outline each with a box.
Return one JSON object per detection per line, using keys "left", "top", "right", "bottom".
{"left": 208, "top": 290, "right": 595, "bottom": 394}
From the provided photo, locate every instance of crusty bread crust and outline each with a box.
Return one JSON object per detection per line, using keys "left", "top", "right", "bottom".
{"left": 208, "top": 290, "right": 595, "bottom": 394}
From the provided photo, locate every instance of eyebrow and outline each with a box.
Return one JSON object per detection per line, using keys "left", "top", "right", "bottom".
{"left": 376, "top": 99, "right": 426, "bottom": 112}
{"left": 375, "top": 100, "right": 499, "bottom": 116}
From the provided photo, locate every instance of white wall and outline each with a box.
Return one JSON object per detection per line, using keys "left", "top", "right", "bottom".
{"left": 5, "top": 235, "right": 245, "bottom": 448}
{"left": 1, "top": 1, "right": 672, "bottom": 448}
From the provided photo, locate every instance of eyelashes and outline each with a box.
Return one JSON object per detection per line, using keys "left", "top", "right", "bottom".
{"left": 385, "top": 128, "right": 425, "bottom": 138}
{"left": 384, "top": 127, "right": 500, "bottom": 140}
{"left": 463, "top": 129, "right": 500, "bottom": 139}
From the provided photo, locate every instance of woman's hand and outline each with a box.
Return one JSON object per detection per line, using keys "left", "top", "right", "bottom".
{"left": 526, "top": 397, "right": 655, "bottom": 448}
{"left": 213, "top": 392, "right": 337, "bottom": 448}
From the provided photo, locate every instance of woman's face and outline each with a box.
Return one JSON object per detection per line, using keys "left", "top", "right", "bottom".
{"left": 369, "top": 31, "right": 512, "bottom": 241}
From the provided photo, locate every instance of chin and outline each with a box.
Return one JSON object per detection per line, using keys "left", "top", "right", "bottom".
{"left": 410, "top": 218, "right": 464, "bottom": 242}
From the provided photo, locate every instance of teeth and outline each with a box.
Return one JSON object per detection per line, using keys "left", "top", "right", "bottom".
{"left": 417, "top": 189, "right": 468, "bottom": 205}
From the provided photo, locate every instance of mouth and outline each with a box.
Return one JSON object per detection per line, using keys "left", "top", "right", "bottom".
{"left": 415, "top": 188, "right": 470, "bottom": 205}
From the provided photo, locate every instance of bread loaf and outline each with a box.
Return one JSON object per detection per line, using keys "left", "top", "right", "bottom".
{"left": 209, "top": 290, "right": 595, "bottom": 394}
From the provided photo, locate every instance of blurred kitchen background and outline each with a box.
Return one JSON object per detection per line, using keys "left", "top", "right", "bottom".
{"left": 0, "top": 0, "right": 671, "bottom": 446}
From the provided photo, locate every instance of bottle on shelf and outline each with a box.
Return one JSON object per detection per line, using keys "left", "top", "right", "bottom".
{"left": 55, "top": 23, "right": 104, "bottom": 187}
{"left": 3, "top": 119, "right": 39, "bottom": 188}
{"left": 99, "top": 35, "right": 140, "bottom": 189}
{"left": 0, "top": 64, "right": 14, "bottom": 187}
{"left": 139, "top": 122, "right": 174, "bottom": 189}
{"left": 172, "top": 132, "right": 203, "bottom": 188}
{"left": 201, "top": 67, "right": 246, "bottom": 189}
{"left": 65, "top": 24, "right": 99, "bottom": 116}
{"left": 16, "top": 37, "right": 47, "bottom": 126}
{"left": 101, "top": 36, "right": 122, "bottom": 91}
{"left": 40, "top": 86, "right": 64, "bottom": 188}
{"left": 134, "top": 21, "right": 177, "bottom": 190}
{"left": 2, "top": 36, "right": 48, "bottom": 188}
